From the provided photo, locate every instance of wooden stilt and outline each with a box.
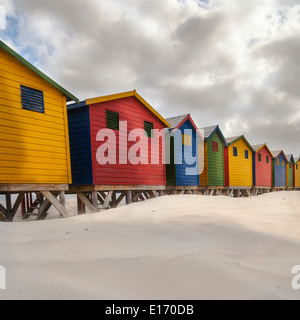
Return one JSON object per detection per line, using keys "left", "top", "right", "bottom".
{"left": 77, "top": 192, "right": 98, "bottom": 213}
{"left": 126, "top": 191, "right": 133, "bottom": 204}
{"left": 92, "top": 191, "right": 99, "bottom": 211}
{"left": 77, "top": 196, "right": 84, "bottom": 215}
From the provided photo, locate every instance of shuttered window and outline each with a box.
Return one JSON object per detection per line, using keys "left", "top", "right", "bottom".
{"left": 182, "top": 134, "right": 191, "bottom": 146}
{"left": 106, "top": 110, "right": 119, "bottom": 131}
{"left": 277, "top": 159, "right": 279, "bottom": 166}
{"left": 282, "top": 160, "right": 284, "bottom": 167}
{"left": 233, "top": 147, "right": 237, "bottom": 157}
{"left": 266, "top": 156, "right": 269, "bottom": 163}
{"left": 245, "top": 150, "right": 249, "bottom": 159}
{"left": 20, "top": 85, "right": 44, "bottom": 113}
{"left": 297, "top": 164, "right": 298, "bottom": 170}
{"left": 212, "top": 141, "right": 218, "bottom": 152}
{"left": 144, "top": 121, "right": 153, "bottom": 138}
{"left": 258, "top": 153, "right": 261, "bottom": 162}
{"left": 290, "top": 163, "right": 292, "bottom": 168}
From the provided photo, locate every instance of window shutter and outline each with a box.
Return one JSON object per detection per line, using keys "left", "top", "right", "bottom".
{"left": 144, "top": 121, "right": 154, "bottom": 138}
{"left": 20, "top": 85, "right": 44, "bottom": 113}
{"left": 245, "top": 150, "right": 249, "bottom": 159}
{"left": 212, "top": 141, "right": 218, "bottom": 152}
{"left": 258, "top": 153, "right": 261, "bottom": 162}
{"left": 233, "top": 147, "right": 237, "bottom": 157}
{"left": 106, "top": 110, "right": 119, "bottom": 131}
{"left": 182, "top": 134, "right": 192, "bottom": 146}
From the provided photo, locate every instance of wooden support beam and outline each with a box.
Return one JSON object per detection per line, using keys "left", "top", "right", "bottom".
{"left": 41, "top": 191, "right": 67, "bottom": 217}
{"left": 37, "top": 197, "right": 52, "bottom": 221}
{"left": 77, "top": 196, "right": 84, "bottom": 215}
{"left": 149, "top": 190, "right": 158, "bottom": 198}
{"left": 143, "top": 192, "right": 151, "bottom": 200}
{"left": 77, "top": 192, "right": 98, "bottom": 213}
{"left": 59, "top": 191, "right": 65, "bottom": 207}
{"left": 132, "top": 192, "right": 142, "bottom": 202}
{"left": 92, "top": 191, "right": 99, "bottom": 211}
{"left": 0, "top": 203, "right": 7, "bottom": 216}
{"left": 97, "top": 193, "right": 105, "bottom": 205}
{"left": 110, "top": 192, "right": 117, "bottom": 208}
{"left": 126, "top": 191, "right": 133, "bottom": 204}
{"left": 115, "top": 191, "right": 126, "bottom": 207}
{"left": 103, "top": 190, "right": 113, "bottom": 209}
{"left": 10, "top": 192, "right": 25, "bottom": 220}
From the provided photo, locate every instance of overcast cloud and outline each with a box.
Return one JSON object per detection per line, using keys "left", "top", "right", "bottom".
{"left": 0, "top": 0, "right": 299, "bottom": 156}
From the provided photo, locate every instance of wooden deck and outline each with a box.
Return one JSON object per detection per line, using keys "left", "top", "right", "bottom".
{"left": 1, "top": 184, "right": 299, "bottom": 221}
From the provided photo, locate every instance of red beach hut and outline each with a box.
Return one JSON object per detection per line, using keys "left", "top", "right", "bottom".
{"left": 252, "top": 144, "right": 273, "bottom": 188}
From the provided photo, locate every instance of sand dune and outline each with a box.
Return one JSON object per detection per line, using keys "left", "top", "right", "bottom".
{"left": 0, "top": 191, "right": 300, "bottom": 300}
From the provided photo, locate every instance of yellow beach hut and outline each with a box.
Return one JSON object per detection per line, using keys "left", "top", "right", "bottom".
{"left": 0, "top": 40, "right": 78, "bottom": 220}
{"left": 224, "top": 135, "right": 254, "bottom": 188}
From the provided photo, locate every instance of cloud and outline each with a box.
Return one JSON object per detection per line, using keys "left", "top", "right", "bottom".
{"left": 1, "top": 0, "right": 299, "bottom": 156}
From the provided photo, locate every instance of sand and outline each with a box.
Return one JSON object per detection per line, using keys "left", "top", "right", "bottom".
{"left": 0, "top": 191, "right": 300, "bottom": 300}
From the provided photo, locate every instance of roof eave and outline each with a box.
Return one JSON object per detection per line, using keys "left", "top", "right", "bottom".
{"left": 207, "top": 125, "right": 228, "bottom": 146}
{"left": 86, "top": 90, "right": 170, "bottom": 128}
{"left": 0, "top": 40, "right": 79, "bottom": 103}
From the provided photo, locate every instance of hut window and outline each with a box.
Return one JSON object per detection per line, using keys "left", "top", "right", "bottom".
{"left": 282, "top": 160, "right": 284, "bottom": 167}
{"left": 258, "top": 153, "right": 261, "bottom": 162}
{"left": 277, "top": 159, "right": 279, "bottom": 166}
{"left": 20, "top": 85, "right": 44, "bottom": 113}
{"left": 212, "top": 141, "right": 219, "bottom": 152}
{"left": 106, "top": 110, "right": 119, "bottom": 131}
{"left": 182, "top": 134, "right": 191, "bottom": 146}
{"left": 144, "top": 121, "right": 154, "bottom": 138}
{"left": 266, "top": 156, "right": 269, "bottom": 163}
{"left": 233, "top": 147, "right": 237, "bottom": 157}
{"left": 297, "top": 164, "right": 299, "bottom": 170}
{"left": 290, "top": 163, "right": 292, "bottom": 169}
{"left": 245, "top": 150, "right": 249, "bottom": 159}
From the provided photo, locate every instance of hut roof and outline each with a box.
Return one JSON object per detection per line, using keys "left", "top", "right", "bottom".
{"left": 0, "top": 40, "right": 78, "bottom": 103}
{"left": 285, "top": 154, "right": 295, "bottom": 163}
{"left": 68, "top": 90, "right": 170, "bottom": 128}
{"left": 166, "top": 114, "right": 203, "bottom": 139}
{"left": 200, "top": 125, "right": 227, "bottom": 145}
{"left": 225, "top": 135, "right": 255, "bottom": 152}
{"left": 252, "top": 143, "right": 273, "bottom": 157}
{"left": 166, "top": 114, "right": 189, "bottom": 129}
{"left": 271, "top": 150, "right": 288, "bottom": 161}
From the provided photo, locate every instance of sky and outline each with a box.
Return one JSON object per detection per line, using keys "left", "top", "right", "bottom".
{"left": 0, "top": 0, "right": 299, "bottom": 156}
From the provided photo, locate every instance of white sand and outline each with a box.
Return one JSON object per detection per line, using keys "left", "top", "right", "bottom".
{"left": 0, "top": 191, "right": 300, "bottom": 300}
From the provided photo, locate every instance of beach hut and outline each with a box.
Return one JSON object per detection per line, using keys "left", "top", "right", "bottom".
{"left": 165, "top": 114, "right": 201, "bottom": 192}
{"left": 199, "top": 125, "right": 227, "bottom": 189}
{"left": 67, "top": 90, "right": 170, "bottom": 211}
{"left": 285, "top": 154, "right": 295, "bottom": 188}
{"left": 252, "top": 144, "right": 273, "bottom": 190}
{"left": 224, "top": 136, "right": 254, "bottom": 190}
{"left": 0, "top": 40, "right": 78, "bottom": 220}
{"left": 271, "top": 150, "right": 287, "bottom": 189}
{"left": 294, "top": 156, "right": 300, "bottom": 189}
